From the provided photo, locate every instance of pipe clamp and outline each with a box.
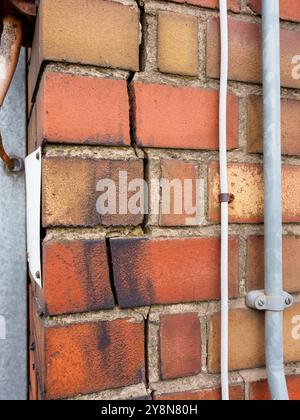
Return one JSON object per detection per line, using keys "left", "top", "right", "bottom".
{"left": 246, "top": 290, "right": 293, "bottom": 312}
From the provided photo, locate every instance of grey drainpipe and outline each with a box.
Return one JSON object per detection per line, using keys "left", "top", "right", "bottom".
{"left": 246, "top": 0, "right": 293, "bottom": 401}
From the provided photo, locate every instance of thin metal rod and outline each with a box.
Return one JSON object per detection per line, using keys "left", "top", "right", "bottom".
{"left": 219, "top": 0, "right": 229, "bottom": 401}
{"left": 262, "top": 0, "right": 289, "bottom": 401}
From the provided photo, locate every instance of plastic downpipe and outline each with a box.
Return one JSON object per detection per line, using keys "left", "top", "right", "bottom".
{"left": 262, "top": 0, "right": 289, "bottom": 401}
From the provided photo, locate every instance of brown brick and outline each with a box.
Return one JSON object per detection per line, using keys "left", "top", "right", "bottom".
{"left": 157, "top": 11, "right": 199, "bottom": 77}
{"left": 42, "top": 157, "right": 144, "bottom": 227}
{"left": 208, "top": 162, "right": 300, "bottom": 224}
{"left": 247, "top": 236, "right": 300, "bottom": 294}
{"left": 249, "top": 375, "right": 300, "bottom": 400}
{"left": 155, "top": 384, "right": 244, "bottom": 400}
{"left": 34, "top": 71, "right": 130, "bottom": 147}
{"left": 248, "top": 95, "right": 300, "bottom": 156}
{"left": 208, "top": 305, "right": 300, "bottom": 373}
{"left": 207, "top": 17, "right": 300, "bottom": 89}
{"left": 134, "top": 82, "right": 239, "bottom": 150}
{"left": 28, "top": 0, "right": 140, "bottom": 102}
{"left": 160, "top": 160, "right": 199, "bottom": 227}
{"left": 160, "top": 313, "right": 201, "bottom": 380}
{"left": 110, "top": 236, "right": 239, "bottom": 308}
{"left": 36, "top": 317, "right": 145, "bottom": 400}
{"left": 248, "top": 0, "right": 300, "bottom": 23}
{"left": 42, "top": 240, "right": 114, "bottom": 316}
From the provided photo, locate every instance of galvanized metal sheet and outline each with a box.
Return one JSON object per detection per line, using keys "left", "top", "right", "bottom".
{"left": 0, "top": 49, "right": 26, "bottom": 400}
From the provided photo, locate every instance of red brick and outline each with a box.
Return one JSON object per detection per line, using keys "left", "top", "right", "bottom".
{"left": 160, "top": 160, "right": 199, "bottom": 226}
{"left": 247, "top": 236, "right": 300, "bottom": 294}
{"left": 155, "top": 384, "right": 244, "bottom": 400}
{"left": 160, "top": 313, "right": 201, "bottom": 380}
{"left": 110, "top": 236, "right": 239, "bottom": 308}
{"left": 208, "top": 162, "right": 300, "bottom": 224}
{"left": 34, "top": 71, "right": 130, "bottom": 148}
{"left": 250, "top": 376, "right": 300, "bottom": 400}
{"left": 248, "top": 95, "right": 300, "bottom": 156}
{"left": 207, "top": 17, "right": 300, "bottom": 89}
{"left": 31, "top": 303, "right": 145, "bottom": 400}
{"left": 157, "top": 0, "right": 240, "bottom": 12}
{"left": 42, "top": 157, "right": 144, "bottom": 227}
{"left": 248, "top": 0, "right": 300, "bottom": 23}
{"left": 42, "top": 240, "right": 114, "bottom": 316}
{"left": 133, "top": 82, "right": 239, "bottom": 150}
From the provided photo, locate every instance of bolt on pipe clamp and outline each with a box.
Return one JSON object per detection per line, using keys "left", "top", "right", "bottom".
{"left": 246, "top": 290, "right": 294, "bottom": 312}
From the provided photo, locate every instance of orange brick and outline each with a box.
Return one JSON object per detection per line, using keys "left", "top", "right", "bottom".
{"left": 134, "top": 82, "right": 239, "bottom": 150}
{"left": 208, "top": 305, "right": 300, "bottom": 373}
{"left": 207, "top": 17, "right": 300, "bottom": 89}
{"left": 42, "top": 240, "right": 114, "bottom": 316}
{"left": 208, "top": 162, "right": 300, "bottom": 224}
{"left": 155, "top": 384, "right": 244, "bottom": 400}
{"left": 249, "top": 375, "right": 300, "bottom": 400}
{"left": 160, "top": 160, "right": 199, "bottom": 227}
{"left": 36, "top": 317, "right": 145, "bottom": 400}
{"left": 28, "top": 0, "right": 140, "bottom": 102}
{"left": 248, "top": 95, "right": 300, "bottom": 156}
{"left": 157, "top": 0, "right": 240, "bottom": 12}
{"left": 34, "top": 71, "right": 130, "bottom": 147}
{"left": 248, "top": 0, "right": 300, "bottom": 23}
{"left": 160, "top": 313, "right": 201, "bottom": 380}
{"left": 42, "top": 157, "right": 144, "bottom": 228}
{"left": 157, "top": 12, "right": 199, "bottom": 76}
{"left": 110, "top": 236, "right": 239, "bottom": 308}
{"left": 247, "top": 236, "right": 300, "bottom": 294}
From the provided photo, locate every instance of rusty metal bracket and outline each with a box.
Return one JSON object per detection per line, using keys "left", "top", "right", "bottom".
{"left": 0, "top": 2, "right": 36, "bottom": 172}
{"left": 219, "top": 193, "right": 235, "bottom": 204}
{"left": 0, "top": 1, "right": 37, "bottom": 46}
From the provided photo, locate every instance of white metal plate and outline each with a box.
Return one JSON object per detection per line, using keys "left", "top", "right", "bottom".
{"left": 25, "top": 147, "right": 42, "bottom": 287}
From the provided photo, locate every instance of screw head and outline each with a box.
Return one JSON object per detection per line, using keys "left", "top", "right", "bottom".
{"left": 285, "top": 297, "right": 292, "bottom": 306}
{"left": 257, "top": 298, "right": 265, "bottom": 308}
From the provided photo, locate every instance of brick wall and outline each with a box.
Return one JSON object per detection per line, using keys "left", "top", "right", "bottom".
{"left": 28, "top": 0, "right": 300, "bottom": 400}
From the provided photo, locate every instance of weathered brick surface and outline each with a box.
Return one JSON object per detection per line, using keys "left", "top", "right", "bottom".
{"left": 207, "top": 17, "right": 300, "bottom": 89}
{"left": 248, "top": 95, "right": 300, "bottom": 156}
{"left": 28, "top": 0, "right": 140, "bottom": 102}
{"left": 160, "top": 160, "right": 199, "bottom": 226}
{"left": 208, "top": 305, "right": 300, "bottom": 373}
{"left": 110, "top": 236, "right": 239, "bottom": 308}
{"left": 155, "top": 384, "right": 244, "bottom": 400}
{"left": 134, "top": 82, "right": 239, "bottom": 150}
{"left": 28, "top": 0, "right": 300, "bottom": 402}
{"left": 248, "top": 0, "right": 300, "bottom": 23}
{"left": 32, "top": 312, "right": 145, "bottom": 400}
{"left": 157, "top": 0, "right": 240, "bottom": 12}
{"left": 42, "top": 240, "right": 114, "bottom": 316}
{"left": 160, "top": 313, "right": 201, "bottom": 380}
{"left": 247, "top": 236, "right": 300, "bottom": 294}
{"left": 35, "top": 71, "right": 130, "bottom": 147}
{"left": 249, "top": 375, "right": 300, "bottom": 401}
{"left": 42, "top": 157, "right": 144, "bottom": 227}
{"left": 208, "top": 162, "right": 300, "bottom": 223}
{"left": 157, "top": 11, "right": 199, "bottom": 76}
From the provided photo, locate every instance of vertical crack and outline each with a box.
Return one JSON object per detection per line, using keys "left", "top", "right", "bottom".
{"left": 144, "top": 310, "right": 150, "bottom": 390}
{"left": 105, "top": 238, "right": 119, "bottom": 306}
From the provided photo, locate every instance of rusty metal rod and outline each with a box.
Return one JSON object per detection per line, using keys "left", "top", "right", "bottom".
{"left": 0, "top": 14, "right": 23, "bottom": 171}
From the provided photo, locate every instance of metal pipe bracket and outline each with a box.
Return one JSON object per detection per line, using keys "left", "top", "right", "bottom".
{"left": 246, "top": 290, "right": 294, "bottom": 312}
